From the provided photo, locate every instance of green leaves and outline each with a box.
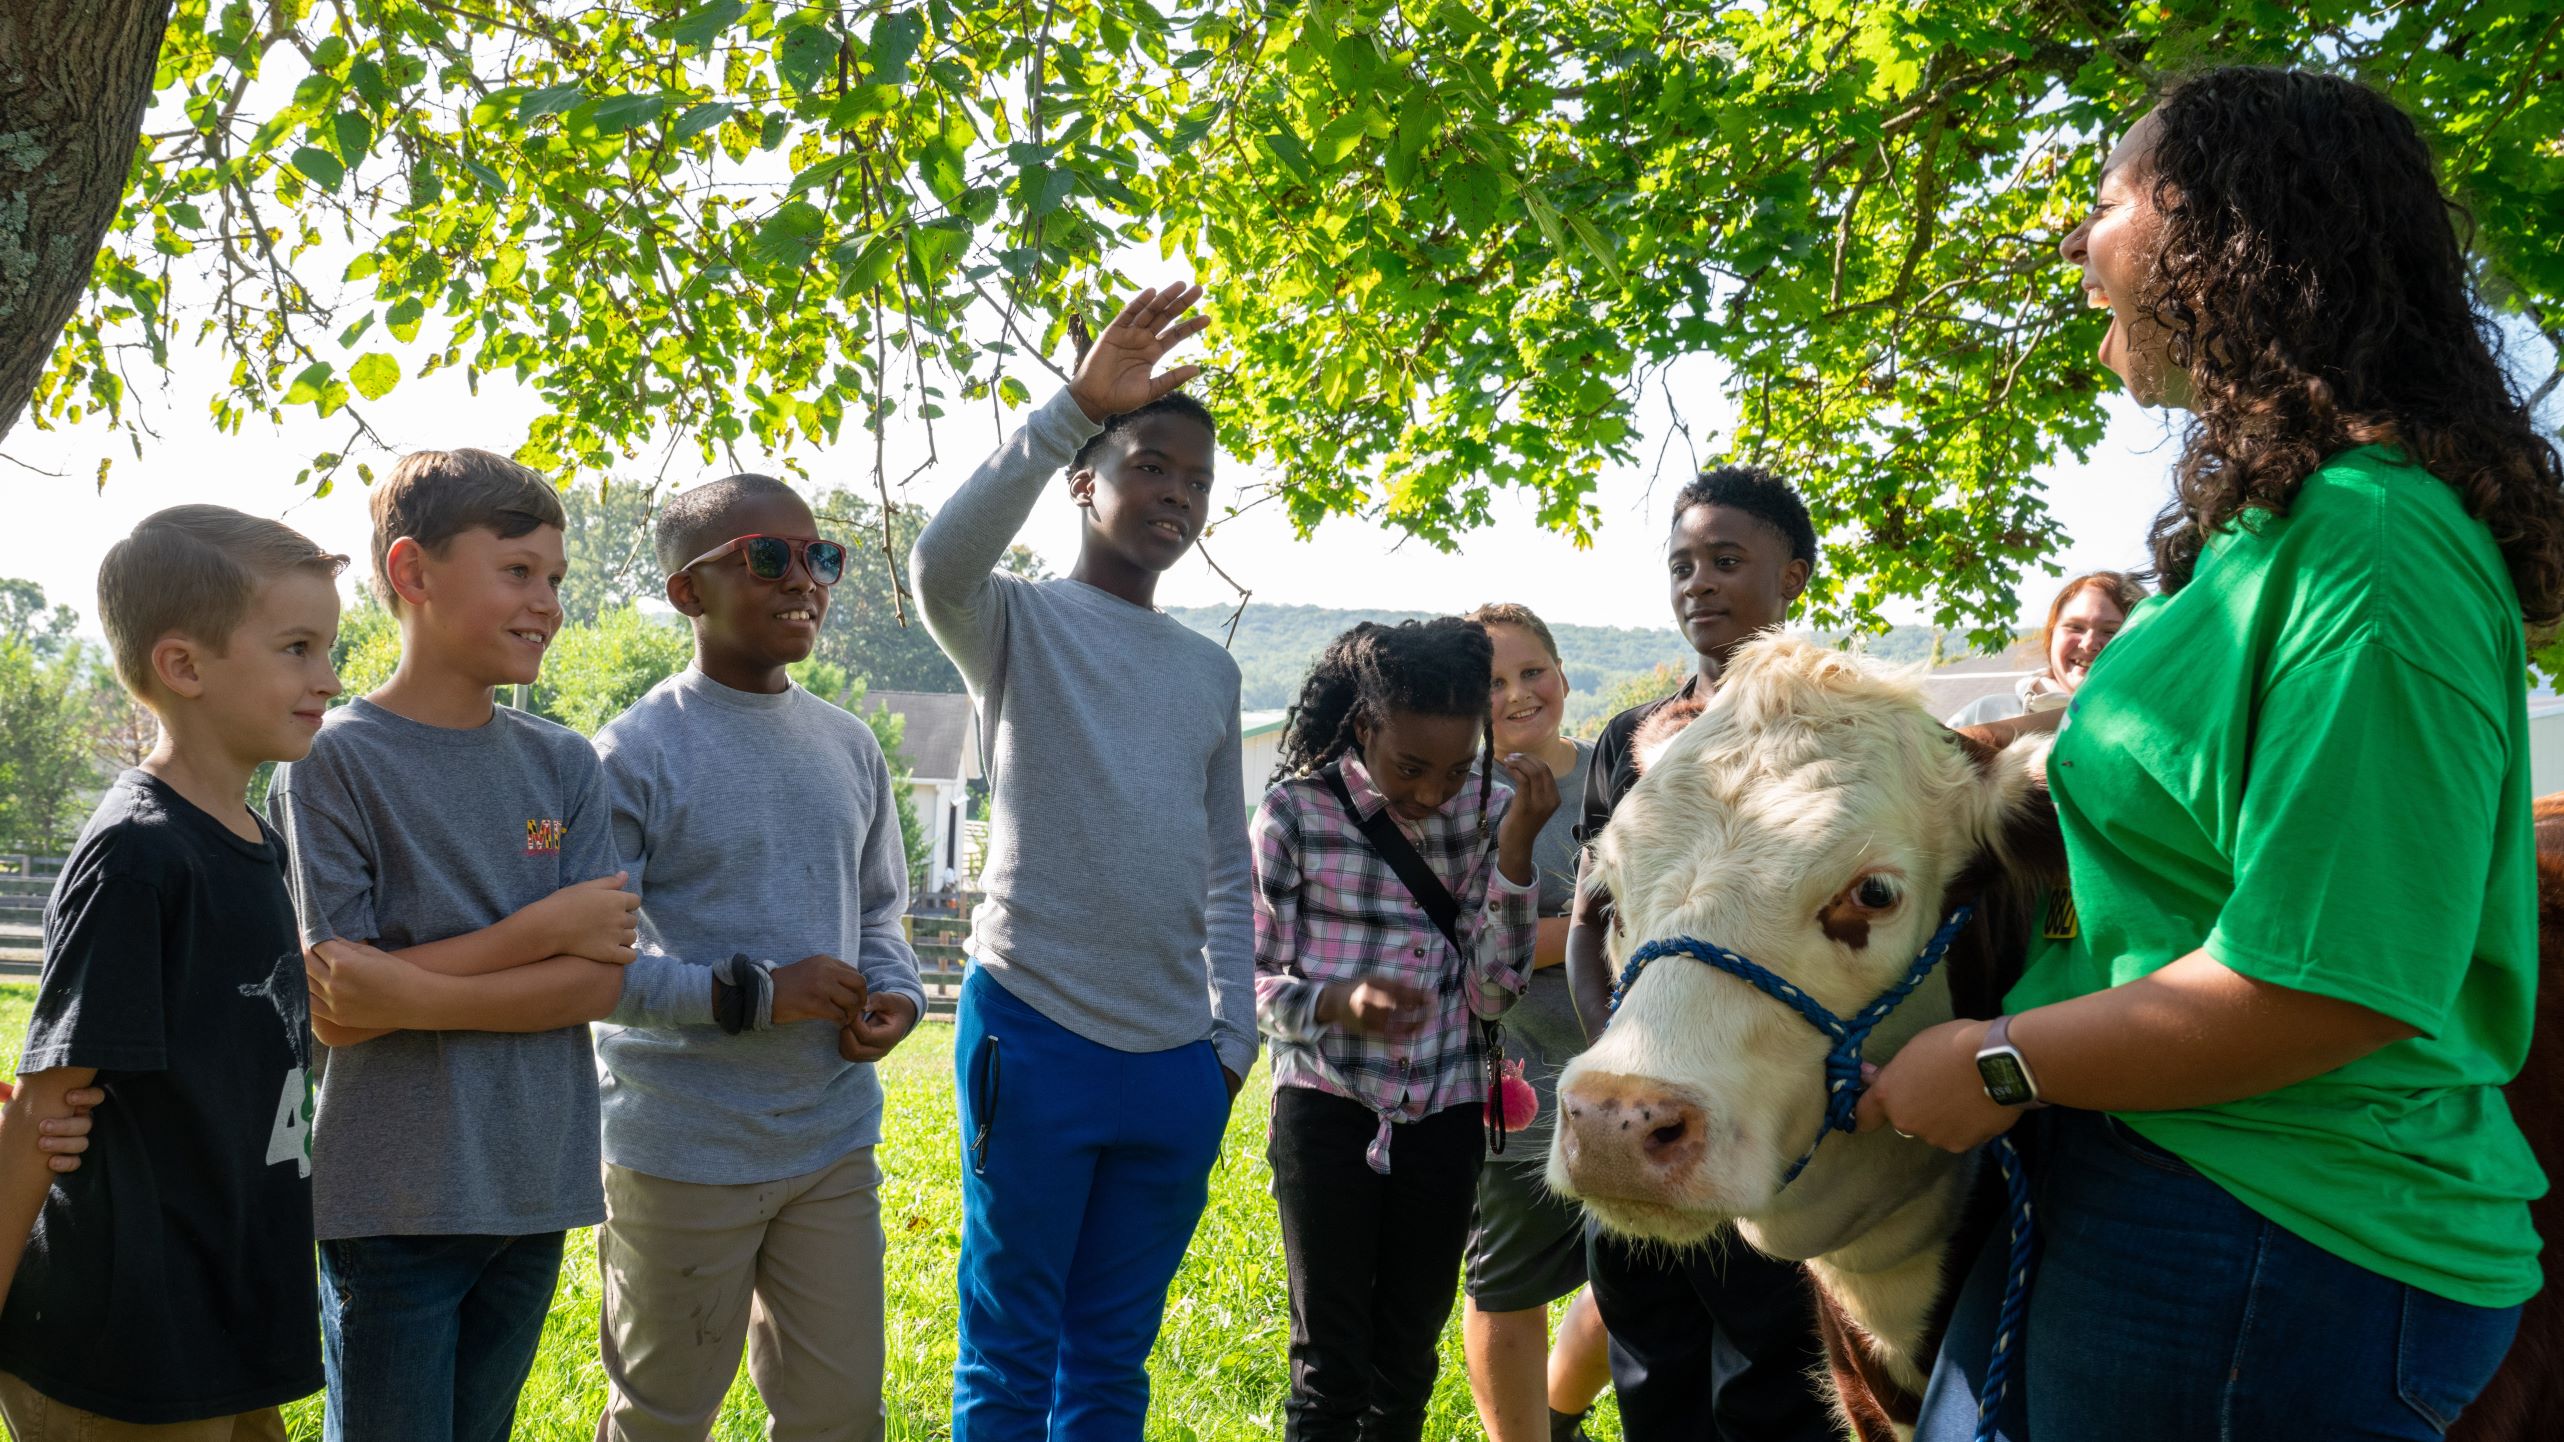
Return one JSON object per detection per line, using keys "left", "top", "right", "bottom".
{"left": 349, "top": 353, "right": 401, "bottom": 401}
{"left": 43, "top": 0, "right": 2560, "bottom": 653}
{"left": 288, "top": 145, "right": 343, "bottom": 189}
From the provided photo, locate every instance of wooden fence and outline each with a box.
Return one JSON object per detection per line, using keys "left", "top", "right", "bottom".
{"left": 0, "top": 855, "right": 59, "bottom": 972}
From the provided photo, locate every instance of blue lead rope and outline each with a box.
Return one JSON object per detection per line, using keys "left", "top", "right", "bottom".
{"left": 1606, "top": 903, "right": 2035, "bottom": 1442}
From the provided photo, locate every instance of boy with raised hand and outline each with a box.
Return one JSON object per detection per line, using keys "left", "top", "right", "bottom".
{"left": 0, "top": 505, "right": 342, "bottom": 1439}
{"left": 265, "top": 450, "right": 657, "bottom": 1442}
{"left": 588, "top": 472, "right": 924, "bottom": 1442}
{"left": 912, "top": 284, "right": 1254, "bottom": 1440}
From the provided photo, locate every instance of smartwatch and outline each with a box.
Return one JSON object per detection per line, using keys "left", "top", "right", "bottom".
{"left": 1974, "top": 1014, "right": 2048, "bottom": 1108}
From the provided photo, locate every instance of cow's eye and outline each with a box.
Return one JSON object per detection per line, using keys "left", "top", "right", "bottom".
{"left": 1853, "top": 875, "right": 1900, "bottom": 910}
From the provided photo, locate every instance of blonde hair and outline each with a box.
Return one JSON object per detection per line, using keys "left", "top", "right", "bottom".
{"left": 97, "top": 505, "right": 347, "bottom": 698}
{"left": 1465, "top": 601, "right": 1563, "bottom": 666}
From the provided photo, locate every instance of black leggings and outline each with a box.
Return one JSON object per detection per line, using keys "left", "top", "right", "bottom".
{"left": 1268, "top": 1087, "right": 1485, "bottom": 1442}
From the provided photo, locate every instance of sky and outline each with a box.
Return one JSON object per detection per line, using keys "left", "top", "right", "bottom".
{"left": 0, "top": 285, "right": 2200, "bottom": 648}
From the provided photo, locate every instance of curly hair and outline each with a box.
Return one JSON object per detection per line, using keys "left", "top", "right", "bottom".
{"left": 2135, "top": 66, "right": 2564, "bottom": 631}
{"left": 1673, "top": 464, "right": 1819, "bottom": 573}
{"left": 1272, "top": 617, "right": 1498, "bottom": 821}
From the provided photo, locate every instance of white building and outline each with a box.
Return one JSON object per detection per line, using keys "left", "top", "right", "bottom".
{"left": 867, "top": 690, "right": 982, "bottom": 896}
{"left": 1240, "top": 709, "right": 1289, "bottom": 810}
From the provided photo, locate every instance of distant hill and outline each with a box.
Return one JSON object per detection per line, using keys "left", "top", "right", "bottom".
{"left": 1165, "top": 603, "right": 1970, "bottom": 735}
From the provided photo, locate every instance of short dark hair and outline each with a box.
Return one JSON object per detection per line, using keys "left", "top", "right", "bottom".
{"left": 1672, "top": 464, "right": 1819, "bottom": 572}
{"left": 369, "top": 448, "right": 563, "bottom": 611}
{"left": 98, "top": 505, "right": 347, "bottom": 699}
{"left": 654, "top": 473, "right": 809, "bottom": 576}
{"left": 1070, "top": 391, "right": 1218, "bottom": 473}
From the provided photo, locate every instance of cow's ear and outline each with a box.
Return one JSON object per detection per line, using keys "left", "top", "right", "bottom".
{"left": 1955, "top": 730, "right": 2063, "bottom": 886}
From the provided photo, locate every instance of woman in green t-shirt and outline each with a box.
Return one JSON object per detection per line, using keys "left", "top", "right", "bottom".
{"left": 1858, "top": 67, "right": 2564, "bottom": 1441}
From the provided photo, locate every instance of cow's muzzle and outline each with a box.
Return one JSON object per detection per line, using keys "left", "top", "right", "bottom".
{"left": 1554, "top": 1071, "right": 1722, "bottom": 1224}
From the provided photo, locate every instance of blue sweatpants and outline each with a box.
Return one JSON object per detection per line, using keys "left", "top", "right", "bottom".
{"left": 951, "top": 966, "right": 1232, "bottom": 1441}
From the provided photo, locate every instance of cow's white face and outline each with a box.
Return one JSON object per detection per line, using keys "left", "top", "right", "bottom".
{"left": 1547, "top": 635, "right": 2043, "bottom": 1259}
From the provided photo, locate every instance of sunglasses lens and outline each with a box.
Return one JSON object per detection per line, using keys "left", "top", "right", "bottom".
{"left": 743, "top": 536, "right": 791, "bottom": 579}
{"left": 808, "top": 541, "right": 847, "bottom": 586}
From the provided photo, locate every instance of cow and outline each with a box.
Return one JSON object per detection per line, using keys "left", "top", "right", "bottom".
{"left": 1544, "top": 633, "right": 2560, "bottom": 1441}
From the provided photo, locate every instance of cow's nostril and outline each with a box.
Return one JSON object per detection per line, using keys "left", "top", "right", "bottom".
{"left": 1646, "top": 1119, "right": 1689, "bottom": 1153}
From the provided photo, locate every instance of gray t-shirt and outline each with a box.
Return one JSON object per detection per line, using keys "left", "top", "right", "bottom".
{"left": 592, "top": 669, "right": 926, "bottom": 1184}
{"left": 268, "top": 699, "right": 611, "bottom": 1240}
{"left": 910, "top": 387, "right": 1257, "bottom": 1076}
{"left": 1506, "top": 740, "right": 1592, "bottom": 1066}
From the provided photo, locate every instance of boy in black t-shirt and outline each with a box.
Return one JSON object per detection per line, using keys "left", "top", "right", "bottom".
{"left": 1563, "top": 466, "right": 1840, "bottom": 1442}
{"left": 0, "top": 506, "right": 347, "bottom": 1438}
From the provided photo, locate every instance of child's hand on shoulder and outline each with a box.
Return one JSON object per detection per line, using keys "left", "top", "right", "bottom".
{"left": 519, "top": 873, "right": 640, "bottom": 965}
{"left": 837, "top": 992, "right": 921, "bottom": 1063}
{"left": 772, "top": 955, "right": 867, "bottom": 1027}
{"left": 1318, "top": 979, "right": 1430, "bottom": 1040}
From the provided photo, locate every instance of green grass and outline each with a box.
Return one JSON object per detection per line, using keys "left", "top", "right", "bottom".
{"left": 0, "top": 984, "right": 1622, "bottom": 1440}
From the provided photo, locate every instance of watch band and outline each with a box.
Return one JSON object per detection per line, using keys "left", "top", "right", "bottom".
{"left": 1976, "top": 1013, "right": 2049, "bottom": 1108}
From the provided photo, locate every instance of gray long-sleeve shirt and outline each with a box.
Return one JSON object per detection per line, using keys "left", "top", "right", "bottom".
{"left": 911, "top": 387, "right": 1258, "bottom": 1078}
{"left": 591, "top": 668, "right": 925, "bottom": 1184}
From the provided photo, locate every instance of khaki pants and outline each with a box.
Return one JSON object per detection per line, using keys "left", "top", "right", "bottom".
{"left": 596, "top": 1146, "right": 886, "bottom": 1442}
{"left": 0, "top": 1373, "right": 286, "bottom": 1442}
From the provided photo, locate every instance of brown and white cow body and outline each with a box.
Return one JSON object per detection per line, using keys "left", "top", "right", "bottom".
{"left": 1545, "top": 633, "right": 2560, "bottom": 1442}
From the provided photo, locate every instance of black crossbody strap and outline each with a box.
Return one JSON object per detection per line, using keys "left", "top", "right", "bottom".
{"left": 1324, "top": 767, "right": 1467, "bottom": 958}
{"left": 1323, "top": 764, "right": 1508, "bottom": 1155}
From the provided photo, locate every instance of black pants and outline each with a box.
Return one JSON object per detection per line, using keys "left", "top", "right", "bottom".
{"left": 1586, "top": 1224, "right": 1836, "bottom": 1442}
{"left": 1269, "top": 1087, "right": 1486, "bottom": 1442}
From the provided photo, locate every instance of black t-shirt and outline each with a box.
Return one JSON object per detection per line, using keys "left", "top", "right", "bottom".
{"left": 0, "top": 771, "right": 321, "bottom": 1422}
{"left": 1576, "top": 672, "right": 1709, "bottom": 850}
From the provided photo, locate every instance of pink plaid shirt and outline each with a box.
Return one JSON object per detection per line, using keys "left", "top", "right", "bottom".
{"left": 1252, "top": 754, "right": 1536, "bottom": 1172}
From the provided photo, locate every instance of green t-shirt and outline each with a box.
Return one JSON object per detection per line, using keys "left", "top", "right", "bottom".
{"left": 2007, "top": 445, "right": 2545, "bottom": 1308}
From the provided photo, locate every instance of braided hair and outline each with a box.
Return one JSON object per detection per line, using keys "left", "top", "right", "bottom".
{"left": 1272, "top": 617, "right": 1499, "bottom": 824}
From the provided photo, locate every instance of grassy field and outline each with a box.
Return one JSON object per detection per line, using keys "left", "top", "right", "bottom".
{"left": 0, "top": 983, "right": 1622, "bottom": 1440}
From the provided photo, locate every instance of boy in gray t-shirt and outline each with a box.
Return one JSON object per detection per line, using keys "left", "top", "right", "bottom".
{"left": 268, "top": 450, "right": 662, "bottom": 1442}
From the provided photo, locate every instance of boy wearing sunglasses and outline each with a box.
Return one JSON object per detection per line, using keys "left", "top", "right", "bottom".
{"left": 586, "top": 473, "right": 925, "bottom": 1441}
{"left": 912, "top": 285, "right": 1255, "bottom": 1440}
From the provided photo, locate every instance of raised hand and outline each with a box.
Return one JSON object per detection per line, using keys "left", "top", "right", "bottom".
{"left": 1068, "top": 284, "right": 1210, "bottom": 423}
{"left": 1494, "top": 752, "right": 1562, "bottom": 886}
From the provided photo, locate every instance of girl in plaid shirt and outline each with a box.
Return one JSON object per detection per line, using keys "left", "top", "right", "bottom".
{"left": 1252, "top": 618, "right": 1559, "bottom": 1442}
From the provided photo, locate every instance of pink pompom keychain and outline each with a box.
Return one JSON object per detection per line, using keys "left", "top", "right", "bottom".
{"left": 1493, "top": 1058, "right": 1539, "bottom": 1134}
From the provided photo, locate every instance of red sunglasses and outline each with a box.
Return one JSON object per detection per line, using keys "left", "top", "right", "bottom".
{"left": 681, "top": 534, "right": 847, "bottom": 587}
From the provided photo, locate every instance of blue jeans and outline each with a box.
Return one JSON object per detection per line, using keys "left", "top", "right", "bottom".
{"left": 1919, "top": 1110, "right": 2520, "bottom": 1441}
{"left": 950, "top": 966, "right": 1232, "bottom": 1442}
{"left": 317, "top": 1231, "right": 567, "bottom": 1442}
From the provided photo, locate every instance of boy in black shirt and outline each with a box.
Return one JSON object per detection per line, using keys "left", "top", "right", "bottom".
{"left": 1564, "top": 467, "right": 1838, "bottom": 1442}
{"left": 0, "top": 505, "right": 346, "bottom": 1438}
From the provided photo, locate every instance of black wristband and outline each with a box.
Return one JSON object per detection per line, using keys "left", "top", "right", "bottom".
{"left": 742, "top": 957, "right": 774, "bottom": 1032}
{"left": 714, "top": 954, "right": 751, "bottom": 1035}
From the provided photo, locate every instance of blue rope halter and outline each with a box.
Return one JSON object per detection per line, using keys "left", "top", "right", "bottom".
{"left": 1607, "top": 902, "right": 2035, "bottom": 1442}
{"left": 1609, "top": 904, "right": 1975, "bottom": 1186}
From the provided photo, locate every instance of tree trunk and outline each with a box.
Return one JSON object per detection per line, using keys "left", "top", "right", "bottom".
{"left": 0, "top": 1, "right": 172, "bottom": 442}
